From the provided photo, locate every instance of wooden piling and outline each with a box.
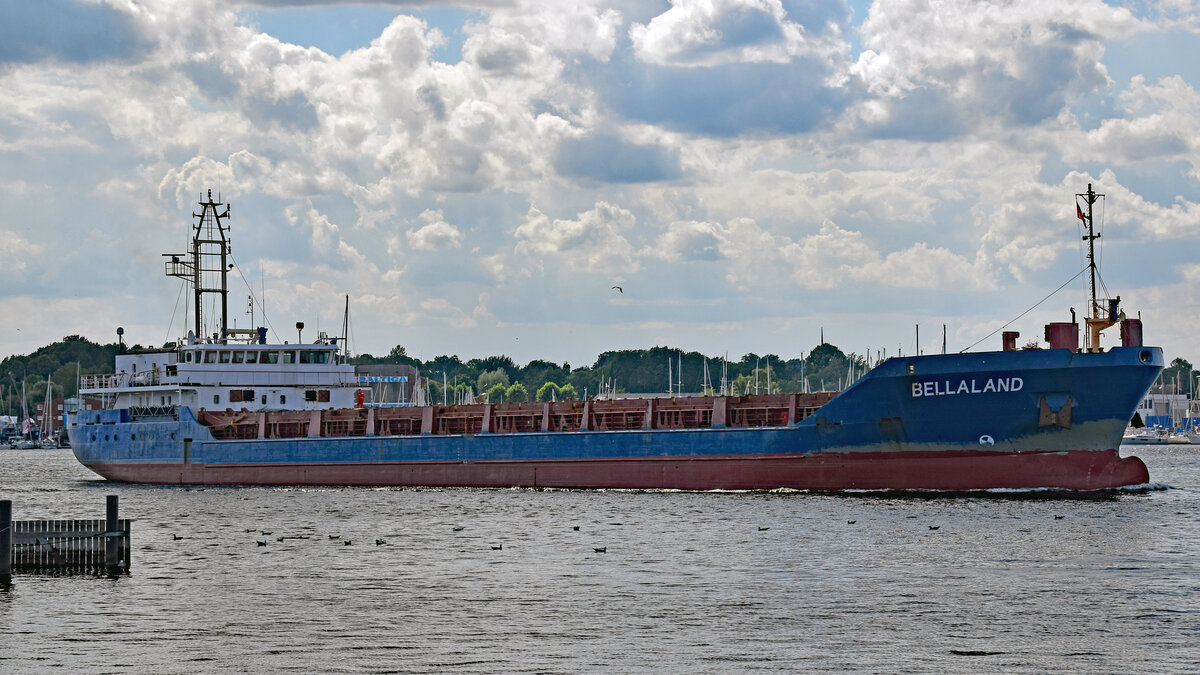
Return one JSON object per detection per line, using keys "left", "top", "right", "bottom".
{"left": 105, "top": 495, "right": 120, "bottom": 574}
{"left": 1, "top": 500, "right": 11, "bottom": 581}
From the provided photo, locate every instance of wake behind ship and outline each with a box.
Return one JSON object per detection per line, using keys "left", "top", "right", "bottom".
{"left": 68, "top": 187, "right": 1161, "bottom": 491}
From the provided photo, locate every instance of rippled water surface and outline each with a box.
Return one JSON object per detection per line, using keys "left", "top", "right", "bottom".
{"left": 1, "top": 447, "right": 1198, "bottom": 673}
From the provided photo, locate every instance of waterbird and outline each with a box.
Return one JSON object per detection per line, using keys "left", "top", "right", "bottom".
{"left": 452, "top": 526, "right": 465, "bottom": 532}
{"left": 847, "top": 520, "right": 857, "bottom": 525}
{"left": 758, "top": 526, "right": 770, "bottom": 531}
{"left": 261, "top": 530, "right": 272, "bottom": 535}
{"left": 928, "top": 525, "right": 940, "bottom": 530}
{"left": 276, "top": 537, "right": 284, "bottom": 542}
{"left": 376, "top": 539, "right": 386, "bottom": 546}
{"left": 244, "top": 528, "right": 254, "bottom": 533}
{"left": 256, "top": 540, "right": 267, "bottom": 546}
{"left": 172, "top": 534, "right": 183, "bottom": 540}
{"left": 328, "top": 534, "right": 341, "bottom": 539}
{"left": 572, "top": 526, "right": 580, "bottom": 531}
{"left": 593, "top": 547, "right": 607, "bottom": 553}
{"left": 491, "top": 543, "right": 503, "bottom": 550}
{"left": 343, "top": 540, "right": 352, "bottom": 546}
{"left": 1054, "top": 515, "right": 1065, "bottom": 520}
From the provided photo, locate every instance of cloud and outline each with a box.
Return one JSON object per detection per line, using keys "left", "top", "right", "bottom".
{"left": 0, "top": 0, "right": 153, "bottom": 65}
{"left": 715, "top": 218, "right": 990, "bottom": 291}
{"left": 555, "top": 133, "right": 683, "bottom": 183}
{"left": 377, "top": 296, "right": 478, "bottom": 330}
{"left": 286, "top": 200, "right": 341, "bottom": 251}
{"left": 850, "top": 0, "right": 1145, "bottom": 137}
{"left": 630, "top": 0, "right": 848, "bottom": 68}
{"left": 406, "top": 209, "right": 465, "bottom": 250}
{"left": 650, "top": 220, "right": 723, "bottom": 262}
{"left": 586, "top": 0, "right": 854, "bottom": 136}
{"left": 593, "top": 56, "right": 854, "bottom": 136}
{"left": 513, "top": 202, "right": 638, "bottom": 274}
{"left": 0, "top": 231, "right": 43, "bottom": 279}
{"left": 1064, "top": 75, "right": 1196, "bottom": 165}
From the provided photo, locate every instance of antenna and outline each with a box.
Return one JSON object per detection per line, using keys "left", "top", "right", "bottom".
{"left": 1076, "top": 184, "right": 1119, "bottom": 351}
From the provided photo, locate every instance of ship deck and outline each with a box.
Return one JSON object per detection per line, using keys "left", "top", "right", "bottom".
{"left": 195, "top": 393, "right": 838, "bottom": 440}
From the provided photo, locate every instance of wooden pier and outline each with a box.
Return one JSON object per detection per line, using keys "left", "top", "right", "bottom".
{"left": 0, "top": 495, "right": 130, "bottom": 579}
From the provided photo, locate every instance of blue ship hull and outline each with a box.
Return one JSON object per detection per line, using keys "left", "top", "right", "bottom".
{"left": 69, "top": 346, "right": 1163, "bottom": 490}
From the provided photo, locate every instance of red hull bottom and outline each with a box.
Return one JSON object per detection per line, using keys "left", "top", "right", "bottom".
{"left": 84, "top": 448, "right": 1149, "bottom": 491}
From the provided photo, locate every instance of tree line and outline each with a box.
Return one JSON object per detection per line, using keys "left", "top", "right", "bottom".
{"left": 0, "top": 334, "right": 893, "bottom": 415}
{"left": 355, "top": 344, "right": 868, "bottom": 403}
{"left": 7, "top": 335, "right": 1195, "bottom": 414}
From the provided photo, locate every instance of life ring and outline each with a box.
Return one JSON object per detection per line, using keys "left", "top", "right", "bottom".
{"left": 355, "top": 389, "right": 365, "bottom": 408}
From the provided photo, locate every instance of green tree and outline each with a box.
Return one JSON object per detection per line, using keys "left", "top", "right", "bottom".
{"left": 467, "top": 355, "right": 517, "bottom": 385}
{"left": 536, "top": 382, "right": 560, "bottom": 402}
{"left": 426, "top": 380, "right": 443, "bottom": 406}
{"left": 1162, "top": 357, "right": 1194, "bottom": 394}
{"left": 505, "top": 382, "right": 529, "bottom": 403}
{"left": 477, "top": 368, "right": 510, "bottom": 394}
{"left": 486, "top": 383, "right": 507, "bottom": 403}
{"left": 558, "top": 383, "right": 578, "bottom": 400}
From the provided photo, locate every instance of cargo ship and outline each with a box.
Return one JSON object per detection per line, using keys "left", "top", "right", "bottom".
{"left": 68, "top": 187, "right": 1161, "bottom": 490}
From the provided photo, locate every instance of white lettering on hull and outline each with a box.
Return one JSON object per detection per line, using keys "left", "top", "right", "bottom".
{"left": 911, "top": 377, "right": 1023, "bottom": 397}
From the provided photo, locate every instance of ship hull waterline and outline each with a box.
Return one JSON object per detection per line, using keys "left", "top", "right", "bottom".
{"left": 78, "top": 447, "right": 1148, "bottom": 491}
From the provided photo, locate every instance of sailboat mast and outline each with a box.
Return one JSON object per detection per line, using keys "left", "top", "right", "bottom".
{"left": 341, "top": 294, "right": 350, "bottom": 359}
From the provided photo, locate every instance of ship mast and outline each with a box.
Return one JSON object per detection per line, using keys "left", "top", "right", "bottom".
{"left": 165, "top": 189, "right": 232, "bottom": 343}
{"left": 1076, "top": 183, "right": 1119, "bottom": 352}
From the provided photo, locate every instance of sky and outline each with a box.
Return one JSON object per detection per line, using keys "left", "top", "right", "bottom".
{"left": 3, "top": 0, "right": 1200, "bottom": 371}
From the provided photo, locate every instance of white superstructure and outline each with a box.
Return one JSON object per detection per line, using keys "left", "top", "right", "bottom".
{"left": 79, "top": 339, "right": 361, "bottom": 413}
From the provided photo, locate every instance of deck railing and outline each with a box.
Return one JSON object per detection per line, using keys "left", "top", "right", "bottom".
{"left": 80, "top": 372, "right": 161, "bottom": 389}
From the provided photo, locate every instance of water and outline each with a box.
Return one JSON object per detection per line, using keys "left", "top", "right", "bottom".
{"left": 1, "top": 447, "right": 1198, "bottom": 673}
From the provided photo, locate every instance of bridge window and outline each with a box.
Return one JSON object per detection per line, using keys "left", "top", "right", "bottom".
{"left": 232, "top": 351, "right": 245, "bottom": 364}
{"left": 213, "top": 394, "right": 220, "bottom": 405}
{"left": 219, "top": 351, "right": 231, "bottom": 363}
{"left": 244, "top": 351, "right": 258, "bottom": 364}
{"left": 262, "top": 351, "right": 279, "bottom": 364}
{"left": 205, "top": 351, "right": 218, "bottom": 364}
{"left": 282, "top": 351, "right": 296, "bottom": 364}
{"left": 280, "top": 395, "right": 287, "bottom": 405}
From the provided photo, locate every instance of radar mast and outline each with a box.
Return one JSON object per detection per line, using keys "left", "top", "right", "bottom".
{"left": 165, "top": 189, "right": 231, "bottom": 343}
